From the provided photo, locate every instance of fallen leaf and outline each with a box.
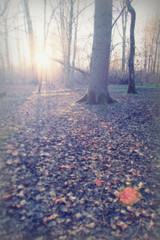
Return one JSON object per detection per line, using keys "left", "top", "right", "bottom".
{"left": 119, "top": 187, "right": 141, "bottom": 205}
{"left": 138, "top": 182, "right": 144, "bottom": 189}
{"left": 94, "top": 179, "right": 103, "bottom": 186}
{"left": 20, "top": 200, "right": 26, "bottom": 206}
{"left": 148, "top": 220, "right": 154, "bottom": 229}
{"left": 86, "top": 222, "right": 95, "bottom": 228}
{"left": 12, "top": 150, "right": 19, "bottom": 156}
{"left": 116, "top": 221, "right": 128, "bottom": 231}
{"left": 1, "top": 194, "right": 12, "bottom": 200}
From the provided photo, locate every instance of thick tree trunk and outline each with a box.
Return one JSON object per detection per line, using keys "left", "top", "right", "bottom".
{"left": 126, "top": 0, "right": 137, "bottom": 94}
{"left": 77, "top": 0, "right": 114, "bottom": 105}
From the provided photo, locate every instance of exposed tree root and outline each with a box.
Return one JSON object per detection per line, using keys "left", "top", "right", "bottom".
{"left": 75, "top": 90, "right": 116, "bottom": 105}
{"left": 127, "top": 84, "right": 137, "bottom": 94}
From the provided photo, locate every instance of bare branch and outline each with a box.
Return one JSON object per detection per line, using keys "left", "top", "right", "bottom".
{"left": 0, "top": 0, "right": 10, "bottom": 17}
{"left": 73, "top": 1, "right": 94, "bottom": 22}
{"left": 112, "top": 5, "right": 126, "bottom": 28}
{"left": 112, "top": 0, "right": 133, "bottom": 28}
{"left": 50, "top": 57, "right": 89, "bottom": 77}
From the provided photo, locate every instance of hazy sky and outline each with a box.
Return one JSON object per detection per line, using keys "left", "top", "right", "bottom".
{"left": 133, "top": 0, "right": 160, "bottom": 26}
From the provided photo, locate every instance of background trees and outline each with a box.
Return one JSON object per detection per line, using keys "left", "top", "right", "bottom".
{"left": 0, "top": 0, "right": 159, "bottom": 87}
{"left": 142, "top": 14, "right": 160, "bottom": 83}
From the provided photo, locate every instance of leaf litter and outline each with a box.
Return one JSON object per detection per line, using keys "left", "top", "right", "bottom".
{"left": 0, "top": 84, "right": 160, "bottom": 240}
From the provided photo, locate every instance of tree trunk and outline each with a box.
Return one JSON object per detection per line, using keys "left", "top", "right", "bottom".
{"left": 60, "top": 0, "right": 68, "bottom": 83}
{"left": 4, "top": 18, "right": 11, "bottom": 83}
{"left": 0, "top": 52, "right": 5, "bottom": 83}
{"left": 153, "top": 28, "right": 160, "bottom": 74}
{"left": 43, "top": 0, "right": 47, "bottom": 50}
{"left": 122, "top": 0, "right": 128, "bottom": 73}
{"left": 66, "top": 0, "right": 73, "bottom": 85}
{"left": 76, "top": 0, "right": 114, "bottom": 105}
{"left": 126, "top": 0, "right": 137, "bottom": 94}
{"left": 23, "top": 0, "right": 37, "bottom": 83}
{"left": 71, "top": 0, "right": 79, "bottom": 78}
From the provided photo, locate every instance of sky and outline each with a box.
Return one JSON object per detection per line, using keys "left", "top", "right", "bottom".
{"left": 133, "top": 0, "right": 160, "bottom": 30}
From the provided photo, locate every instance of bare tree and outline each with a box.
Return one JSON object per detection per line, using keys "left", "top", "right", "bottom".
{"left": 126, "top": 0, "right": 137, "bottom": 94}
{"left": 121, "top": 0, "right": 128, "bottom": 73}
{"left": 4, "top": 17, "right": 11, "bottom": 82}
{"left": 58, "top": 0, "right": 74, "bottom": 85}
{"left": 77, "top": 0, "right": 114, "bottom": 104}
{"left": 22, "top": 0, "right": 37, "bottom": 83}
{"left": 152, "top": 21, "right": 160, "bottom": 74}
{"left": 71, "top": 0, "right": 79, "bottom": 76}
{"left": 0, "top": 0, "right": 11, "bottom": 83}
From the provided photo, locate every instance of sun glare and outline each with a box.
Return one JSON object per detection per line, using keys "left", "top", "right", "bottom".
{"left": 34, "top": 50, "right": 50, "bottom": 68}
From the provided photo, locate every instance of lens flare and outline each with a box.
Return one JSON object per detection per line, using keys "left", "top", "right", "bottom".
{"left": 34, "top": 50, "right": 50, "bottom": 68}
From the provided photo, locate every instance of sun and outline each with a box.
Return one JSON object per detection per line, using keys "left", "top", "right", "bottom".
{"left": 34, "top": 49, "right": 50, "bottom": 68}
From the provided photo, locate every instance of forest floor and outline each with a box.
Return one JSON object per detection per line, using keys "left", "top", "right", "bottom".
{"left": 0, "top": 83, "right": 160, "bottom": 240}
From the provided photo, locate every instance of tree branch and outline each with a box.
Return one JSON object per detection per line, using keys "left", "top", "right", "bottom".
{"left": 51, "top": 57, "right": 89, "bottom": 77}
{"left": 0, "top": 0, "right": 10, "bottom": 17}
{"left": 112, "top": 0, "right": 133, "bottom": 28}
{"left": 112, "top": 5, "right": 126, "bottom": 28}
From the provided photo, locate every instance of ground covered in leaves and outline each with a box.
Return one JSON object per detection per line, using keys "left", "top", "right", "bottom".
{"left": 0, "top": 83, "right": 160, "bottom": 240}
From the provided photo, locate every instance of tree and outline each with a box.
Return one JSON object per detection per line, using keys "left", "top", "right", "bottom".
{"left": 22, "top": 0, "right": 37, "bottom": 83}
{"left": 0, "top": 1, "right": 12, "bottom": 83}
{"left": 71, "top": 0, "right": 80, "bottom": 77}
{"left": 59, "top": 0, "right": 74, "bottom": 85}
{"left": 121, "top": 0, "right": 128, "bottom": 73}
{"left": 142, "top": 15, "right": 160, "bottom": 83}
{"left": 126, "top": 0, "right": 137, "bottom": 94}
{"left": 76, "top": 0, "right": 114, "bottom": 104}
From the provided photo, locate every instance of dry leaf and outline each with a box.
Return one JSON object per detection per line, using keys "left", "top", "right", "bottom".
{"left": 116, "top": 221, "right": 128, "bottom": 231}
{"left": 138, "top": 182, "right": 144, "bottom": 189}
{"left": 94, "top": 179, "right": 103, "bottom": 186}
{"left": 20, "top": 200, "right": 26, "bottom": 206}
{"left": 86, "top": 222, "right": 95, "bottom": 229}
{"left": 1, "top": 194, "right": 12, "bottom": 200}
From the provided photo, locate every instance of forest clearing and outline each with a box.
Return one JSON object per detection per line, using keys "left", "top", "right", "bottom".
{"left": 0, "top": 83, "right": 160, "bottom": 240}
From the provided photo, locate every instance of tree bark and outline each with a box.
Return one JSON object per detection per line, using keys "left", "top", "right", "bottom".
{"left": 66, "top": 0, "right": 74, "bottom": 85}
{"left": 4, "top": 17, "right": 11, "bottom": 83}
{"left": 126, "top": 0, "right": 137, "bottom": 94}
{"left": 153, "top": 28, "right": 160, "bottom": 74}
{"left": 122, "top": 0, "right": 128, "bottom": 73}
{"left": 71, "top": 0, "right": 79, "bottom": 78}
{"left": 23, "top": 0, "right": 37, "bottom": 83}
{"left": 76, "top": 0, "right": 115, "bottom": 105}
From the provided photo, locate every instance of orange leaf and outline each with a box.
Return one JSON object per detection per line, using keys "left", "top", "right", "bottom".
{"left": 1, "top": 194, "right": 12, "bottom": 200}
{"left": 94, "top": 179, "right": 103, "bottom": 186}
{"left": 119, "top": 187, "right": 141, "bottom": 205}
{"left": 55, "top": 198, "right": 61, "bottom": 204}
